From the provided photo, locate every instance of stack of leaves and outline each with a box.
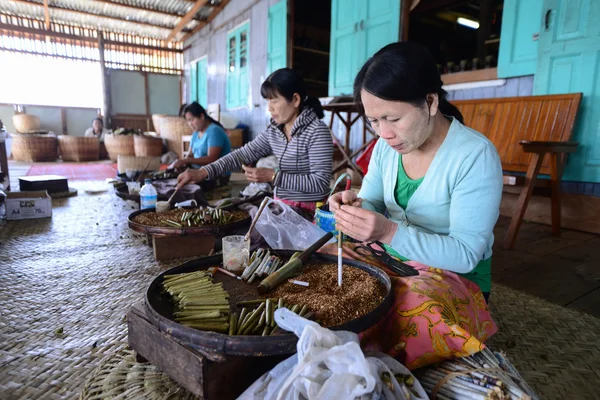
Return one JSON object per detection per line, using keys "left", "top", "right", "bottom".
{"left": 163, "top": 270, "right": 230, "bottom": 334}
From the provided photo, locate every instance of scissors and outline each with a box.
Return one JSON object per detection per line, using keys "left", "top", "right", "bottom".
{"left": 354, "top": 241, "right": 419, "bottom": 277}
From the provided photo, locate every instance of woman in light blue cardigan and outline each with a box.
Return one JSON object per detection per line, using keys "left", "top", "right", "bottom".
{"left": 330, "top": 42, "right": 503, "bottom": 300}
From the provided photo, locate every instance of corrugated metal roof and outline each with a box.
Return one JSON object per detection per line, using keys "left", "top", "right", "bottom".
{"left": 0, "top": 0, "right": 222, "bottom": 42}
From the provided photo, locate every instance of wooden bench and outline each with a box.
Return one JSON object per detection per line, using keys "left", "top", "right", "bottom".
{"left": 454, "top": 93, "right": 582, "bottom": 249}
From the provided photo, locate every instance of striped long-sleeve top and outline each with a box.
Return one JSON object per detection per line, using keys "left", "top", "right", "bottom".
{"left": 202, "top": 107, "right": 333, "bottom": 202}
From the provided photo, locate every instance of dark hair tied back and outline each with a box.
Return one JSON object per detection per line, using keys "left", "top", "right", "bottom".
{"left": 261, "top": 68, "right": 325, "bottom": 119}
{"left": 353, "top": 41, "right": 463, "bottom": 124}
{"left": 182, "top": 101, "right": 224, "bottom": 129}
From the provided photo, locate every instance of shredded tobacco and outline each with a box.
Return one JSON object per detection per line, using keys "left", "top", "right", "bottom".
{"left": 268, "top": 263, "right": 386, "bottom": 327}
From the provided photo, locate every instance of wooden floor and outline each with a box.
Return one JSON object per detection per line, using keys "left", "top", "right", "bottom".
{"left": 493, "top": 216, "right": 600, "bottom": 317}
{"left": 7, "top": 160, "right": 600, "bottom": 318}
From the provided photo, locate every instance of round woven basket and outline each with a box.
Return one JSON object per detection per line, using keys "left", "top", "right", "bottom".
{"left": 134, "top": 135, "right": 163, "bottom": 157}
{"left": 58, "top": 136, "right": 100, "bottom": 162}
{"left": 158, "top": 117, "right": 192, "bottom": 159}
{"left": 11, "top": 134, "right": 58, "bottom": 162}
{"left": 104, "top": 134, "right": 135, "bottom": 161}
{"left": 12, "top": 113, "right": 41, "bottom": 133}
{"left": 151, "top": 114, "right": 167, "bottom": 136}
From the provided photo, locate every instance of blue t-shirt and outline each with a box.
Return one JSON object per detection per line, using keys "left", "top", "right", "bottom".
{"left": 189, "top": 123, "right": 232, "bottom": 174}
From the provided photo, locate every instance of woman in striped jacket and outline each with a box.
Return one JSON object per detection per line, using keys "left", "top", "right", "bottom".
{"left": 177, "top": 68, "right": 333, "bottom": 215}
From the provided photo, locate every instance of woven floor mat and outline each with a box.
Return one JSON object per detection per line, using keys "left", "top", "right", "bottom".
{"left": 79, "top": 348, "right": 196, "bottom": 400}
{"left": 1, "top": 181, "right": 599, "bottom": 399}
{"left": 0, "top": 181, "right": 197, "bottom": 400}
{"left": 487, "top": 285, "right": 600, "bottom": 400}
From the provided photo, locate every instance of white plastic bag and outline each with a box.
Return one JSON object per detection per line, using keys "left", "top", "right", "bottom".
{"left": 238, "top": 309, "right": 428, "bottom": 400}
{"left": 254, "top": 198, "right": 331, "bottom": 250}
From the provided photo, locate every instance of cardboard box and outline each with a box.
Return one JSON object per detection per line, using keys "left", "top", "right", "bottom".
{"left": 6, "top": 191, "right": 52, "bottom": 220}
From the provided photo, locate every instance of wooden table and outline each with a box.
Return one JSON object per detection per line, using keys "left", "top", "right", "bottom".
{"left": 323, "top": 102, "right": 376, "bottom": 177}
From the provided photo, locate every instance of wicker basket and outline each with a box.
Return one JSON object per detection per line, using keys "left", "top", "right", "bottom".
{"left": 134, "top": 135, "right": 163, "bottom": 157}
{"left": 12, "top": 134, "right": 58, "bottom": 162}
{"left": 151, "top": 114, "right": 167, "bottom": 136}
{"left": 58, "top": 136, "right": 100, "bottom": 162}
{"left": 117, "top": 155, "right": 161, "bottom": 174}
{"left": 158, "top": 116, "right": 192, "bottom": 159}
{"left": 104, "top": 134, "right": 135, "bottom": 161}
{"left": 12, "top": 114, "right": 41, "bottom": 133}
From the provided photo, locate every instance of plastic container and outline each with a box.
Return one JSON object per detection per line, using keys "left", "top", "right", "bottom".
{"left": 126, "top": 181, "right": 141, "bottom": 195}
{"left": 139, "top": 179, "right": 158, "bottom": 210}
{"left": 222, "top": 235, "right": 250, "bottom": 273}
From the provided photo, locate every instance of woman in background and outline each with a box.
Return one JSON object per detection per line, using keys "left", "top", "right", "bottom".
{"left": 85, "top": 117, "right": 110, "bottom": 140}
{"left": 174, "top": 102, "right": 232, "bottom": 190}
{"left": 176, "top": 68, "right": 333, "bottom": 216}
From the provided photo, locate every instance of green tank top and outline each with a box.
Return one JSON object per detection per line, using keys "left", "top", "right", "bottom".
{"left": 383, "top": 156, "right": 491, "bottom": 292}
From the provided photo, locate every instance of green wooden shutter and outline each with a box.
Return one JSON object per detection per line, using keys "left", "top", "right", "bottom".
{"left": 226, "top": 22, "right": 250, "bottom": 109}
{"left": 267, "top": 1, "right": 288, "bottom": 75}
{"left": 329, "top": 0, "right": 401, "bottom": 96}
{"left": 226, "top": 30, "right": 238, "bottom": 109}
{"left": 197, "top": 58, "right": 208, "bottom": 106}
{"left": 497, "top": 0, "right": 543, "bottom": 78}
{"left": 189, "top": 61, "right": 198, "bottom": 103}
{"left": 534, "top": 0, "right": 600, "bottom": 183}
{"left": 329, "top": 0, "right": 360, "bottom": 96}
{"left": 238, "top": 24, "right": 250, "bottom": 108}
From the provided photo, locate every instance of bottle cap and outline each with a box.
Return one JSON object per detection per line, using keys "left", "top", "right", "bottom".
{"left": 144, "top": 178, "right": 152, "bottom": 184}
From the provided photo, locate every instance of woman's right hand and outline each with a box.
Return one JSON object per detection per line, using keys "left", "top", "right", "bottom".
{"left": 176, "top": 168, "right": 207, "bottom": 190}
{"left": 328, "top": 190, "right": 362, "bottom": 211}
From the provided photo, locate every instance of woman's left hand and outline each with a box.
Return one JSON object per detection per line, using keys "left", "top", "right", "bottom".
{"left": 243, "top": 165, "right": 275, "bottom": 183}
{"left": 334, "top": 205, "right": 398, "bottom": 244}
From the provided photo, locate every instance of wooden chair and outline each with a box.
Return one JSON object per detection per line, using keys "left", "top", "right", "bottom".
{"left": 454, "top": 93, "right": 582, "bottom": 249}
{"left": 182, "top": 104, "right": 221, "bottom": 158}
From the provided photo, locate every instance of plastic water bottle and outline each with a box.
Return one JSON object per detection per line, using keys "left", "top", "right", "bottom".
{"left": 139, "top": 179, "right": 158, "bottom": 210}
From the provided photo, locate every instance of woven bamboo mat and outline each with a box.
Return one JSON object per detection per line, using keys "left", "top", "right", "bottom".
{"left": 487, "top": 286, "right": 600, "bottom": 400}
{"left": 1, "top": 181, "right": 599, "bottom": 399}
{"left": 0, "top": 181, "right": 196, "bottom": 400}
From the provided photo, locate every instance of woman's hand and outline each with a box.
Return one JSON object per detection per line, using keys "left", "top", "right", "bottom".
{"left": 334, "top": 205, "right": 397, "bottom": 244}
{"left": 243, "top": 165, "right": 276, "bottom": 183}
{"left": 173, "top": 159, "right": 189, "bottom": 169}
{"left": 176, "top": 168, "right": 208, "bottom": 190}
{"left": 328, "top": 190, "right": 362, "bottom": 211}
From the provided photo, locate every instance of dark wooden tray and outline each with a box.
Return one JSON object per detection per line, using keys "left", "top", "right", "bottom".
{"left": 128, "top": 207, "right": 251, "bottom": 236}
{"left": 144, "top": 251, "right": 393, "bottom": 357}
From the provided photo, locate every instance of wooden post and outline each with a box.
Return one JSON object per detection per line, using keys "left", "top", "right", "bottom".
{"left": 60, "top": 108, "right": 67, "bottom": 135}
{"left": 477, "top": 0, "right": 492, "bottom": 62}
{"left": 97, "top": 31, "right": 112, "bottom": 128}
{"left": 401, "top": 0, "right": 411, "bottom": 41}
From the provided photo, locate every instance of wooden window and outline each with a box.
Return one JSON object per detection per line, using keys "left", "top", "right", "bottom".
{"left": 226, "top": 21, "right": 250, "bottom": 109}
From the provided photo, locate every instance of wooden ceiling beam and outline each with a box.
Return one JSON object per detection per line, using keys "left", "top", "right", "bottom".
{"left": 43, "top": 0, "right": 50, "bottom": 29}
{"left": 8, "top": 0, "right": 191, "bottom": 32}
{"left": 91, "top": 0, "right": 201, "bottom": 21}
{"left": 167, "top": 0, "right": 208, "bottom": 42}
{"left": 0, "top": 23, "right": 183, "bottom": 53}
{"left": 183, "top": 0, "right": 230, "bottom": 41}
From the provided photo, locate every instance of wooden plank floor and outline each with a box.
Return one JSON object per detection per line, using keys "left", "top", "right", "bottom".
{"left": 493, "top": 216, "right": 600, "bottom": 317}
{"left": 8, "top": 160, "right": 600, "bottom": 317}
